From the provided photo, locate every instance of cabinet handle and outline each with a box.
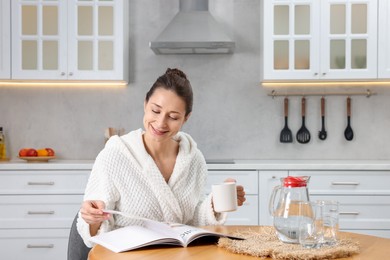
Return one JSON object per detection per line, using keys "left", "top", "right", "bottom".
{"left": 27, "top": 244, "right": 54, "bottom": 249}
{"left": 322, "top": 72, "right": 326, "bottom": 76}
{"left": 331, "top": 182, "right": 360, "bottom": 186}
{"left": 27, "top": 211, "right": 55, "bottom": 215}
{"left": 69, "top": 72, "right": 73, "bottom": 76}
{"left": 61, "top": 72, "right": 65, "bottom": 76}
{"left": 314, "top": 72, "right": 318, "bottom": 76}
{"left": 27, "top": 181, "right": 55, "bottom": 185}
{"left": 339, "top": 212, "right": 360, "bottom": 215}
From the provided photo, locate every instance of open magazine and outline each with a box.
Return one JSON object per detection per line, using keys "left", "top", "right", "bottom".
{"left": 89, "top": 211, "right": 243, "bottom": 253}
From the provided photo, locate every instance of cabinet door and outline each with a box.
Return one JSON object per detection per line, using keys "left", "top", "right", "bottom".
{"left": 263, "top": 0, "right": 320, "bottom": 80}
{"left": 0, "top": 0, "right": 11, "bottom": 79}
{"left": 67, "top": 0, "right": 124, "bottom": 80}
{"left": 11, "top": 0, "right": 67, "bottom": 79}
{"left": 320, "top": 0, "right": 377, "bottom": 79}
{"left": 378, "top": 0, "right": 390, "bottom": 78}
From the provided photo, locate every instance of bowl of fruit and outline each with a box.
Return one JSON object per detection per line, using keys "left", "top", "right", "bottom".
{"left": 18, "top": 148, "right": 56, "bottom": 162}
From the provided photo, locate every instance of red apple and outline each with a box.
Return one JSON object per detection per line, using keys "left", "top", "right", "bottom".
{"left": 26, "top": 148, "right": 38, "bottom": 157}
{"left": 45, "top": 148, "right": 55, "bottom": 156}
{"left": 19, "top": 148, "right": 30, "bottom": 157}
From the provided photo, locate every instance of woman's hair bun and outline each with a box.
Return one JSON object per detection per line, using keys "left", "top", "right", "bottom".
{"left": 165, "top": 68, "right": 187, "bottom": 80}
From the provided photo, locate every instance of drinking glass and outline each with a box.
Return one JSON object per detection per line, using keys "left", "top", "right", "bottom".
{"left": 298, "top": 201, "right": 324, "bottom": 248}
{"left": 318, "top": 200, "right": 339, "bottom": 246}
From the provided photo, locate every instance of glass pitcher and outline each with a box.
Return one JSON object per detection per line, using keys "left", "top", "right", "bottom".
{"left": 269, "top": 176, "right": 311, "bottom": 243}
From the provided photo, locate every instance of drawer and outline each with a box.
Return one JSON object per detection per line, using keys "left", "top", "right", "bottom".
{"left": 311, "top": 195, "right": 390, "bottom": 230}
{"left": 0, "top": 170, "right": 89, "bottom": 195}
{"left": 0, "top": 229, "right": 69, "bottom": 260}
{"left": 206, "top": 171, "right": 258, "bottom": 195}
{"left": 225, "top": 195, "right": 258, "bottom": 226}
{"left": 290, "top": 171, "right": 390, "bottom": 195}
{"left": 0, "top": 195, "right": 83, "bottom": 229}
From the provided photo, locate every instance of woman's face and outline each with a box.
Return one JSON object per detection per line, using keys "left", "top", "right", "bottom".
{"left": 143, "top": 88, "right": 189, "bottom": 142}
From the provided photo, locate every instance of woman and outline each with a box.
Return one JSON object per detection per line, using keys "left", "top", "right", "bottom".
{"left": 77, "top": 68, "right": 246, "bottom": 247}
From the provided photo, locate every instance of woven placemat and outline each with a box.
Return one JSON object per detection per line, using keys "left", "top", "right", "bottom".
{"left": 218, "top": 227, "right": 360, "bottom": 260}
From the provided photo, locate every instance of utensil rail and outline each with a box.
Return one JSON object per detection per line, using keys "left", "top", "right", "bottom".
{"left": 268, "top": 89, "right": 376, "bottom": 98}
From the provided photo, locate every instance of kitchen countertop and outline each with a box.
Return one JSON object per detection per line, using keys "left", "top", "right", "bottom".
{"left": 0, "top": 159, "right": 389, "bottom": 171}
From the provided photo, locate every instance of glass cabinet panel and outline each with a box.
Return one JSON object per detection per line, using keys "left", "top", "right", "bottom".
{"left": 98, "top": 41, "right": 113, "bottom": 70}
{"left": 98, "top": 6, "right": 113, "bottom": 35}
{"left": 295, "top": 40, "right": 310, "bottom": 69}
{"left": 22, "top": 41, "right": 37, "bottom": 70}
{"left": 78, "top": 41, "right": 93, "bottom": 70}
{"left": 352, "top": 4, "right": 367, "bottom": 34}
{"left": 274, "top": 6, "right": 289, "bottom": 35}
{"left": 43, "top": 6, "right": 58, "bottom": 35}
{"left": 295, "top": 5, "right": 310, "bottom": 35}
{"left": 78, "top": 6, "right": 93, "bottom": 35}
{"left": 330, "top": 40, "right": 345, "bottom": 69}
{"left": 351, "top": 39, "right": 367, "bottom": 69}
{"left": 330, "top": 5, "right": 345, "bottom": 34}
{"left": 43, "top": 41, "right": 58, "bottom": 69}
{"left": 274, "top": 41, "right": 289, "bottom": 70}
{"left": 22, "top": 6, "right": 37, "bottom": 35}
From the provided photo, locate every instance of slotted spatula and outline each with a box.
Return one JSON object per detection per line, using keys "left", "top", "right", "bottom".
{"left": 280, "top": 97, "right": 293, "bottom": 143}
{"left": 296, "top": 97, "right": 311, "bottom": 144}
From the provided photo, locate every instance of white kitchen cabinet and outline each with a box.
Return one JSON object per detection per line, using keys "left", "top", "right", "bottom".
{"left": 0, "top": 165, "right": 90, "bottom": 260}
{"left": 289, "top": 170, "right": 390, "bottom": 238}
{"left": 263, "top": 0, "right": 378, "bottom": 80}
{"left": 206, "top": 170, "right": 259, "bottom": 225}
{"left": 11, "top": 0, "right": 128, "bottom": 81}
{"left": 0, "top": 0, "right": 10, "bottom": 79}
{"left": 378, "top": 0, "right": 390, "bottom": 78}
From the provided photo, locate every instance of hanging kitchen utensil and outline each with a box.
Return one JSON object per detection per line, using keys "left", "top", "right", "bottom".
{"left": 296, "top": 97, "right": 311, "bottom": 144}
{"left": 319, "top": 97, "right": 327, "bottom": 140}
{"left": 344, "top": 97, "right": 354, "bottom": 141}
{"left": 280, "top": 97, "right": 293, "bottom": 143}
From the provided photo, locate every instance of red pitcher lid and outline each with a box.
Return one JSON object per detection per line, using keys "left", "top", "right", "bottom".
{"left": 283, "top": 176, "right": 309, "bottom": 187}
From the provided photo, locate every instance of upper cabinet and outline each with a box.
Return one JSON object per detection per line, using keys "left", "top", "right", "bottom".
{"left": 10, "top": 0, "right": 128, "bottom": 81}
{"left": 378, "top": 0, "right": 390, "bottom": 78}
{"left": 263, "top": 0, "right": 378, "bottom": 81}
{"left": 0, "top": 0, "right": 11, "bottom": 79}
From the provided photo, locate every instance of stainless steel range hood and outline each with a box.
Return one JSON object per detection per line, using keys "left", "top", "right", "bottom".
{"left": 149, "top": 0, "right": 235, "bottom": 54}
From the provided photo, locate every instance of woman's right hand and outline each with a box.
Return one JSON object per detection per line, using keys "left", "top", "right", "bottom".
{"left": 80, "top": 200, "right": 110, "bottom": 234}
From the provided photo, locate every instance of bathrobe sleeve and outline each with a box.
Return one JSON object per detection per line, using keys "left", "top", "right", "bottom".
{"left": 76, "top": 143, "right": 122, "bottom": 247}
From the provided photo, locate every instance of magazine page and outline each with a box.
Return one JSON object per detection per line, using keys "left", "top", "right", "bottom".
{"left": 90, "top": 220, "right": 182, "bottom": 253}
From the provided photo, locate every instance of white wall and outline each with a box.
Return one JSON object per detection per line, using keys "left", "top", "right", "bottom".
{"left": 1, "top": 0, "right": 389, "bottom": 160}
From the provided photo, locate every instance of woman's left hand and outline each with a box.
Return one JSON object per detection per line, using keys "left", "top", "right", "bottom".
{"left": 224, "top": 178, "right": 246, "bottom": 206}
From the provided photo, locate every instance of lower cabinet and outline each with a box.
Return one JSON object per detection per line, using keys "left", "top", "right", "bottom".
{"left": 0, "top": 167, "right": 90, "bottom": 260}
{"left": 290, "top": 170, "right": 390, "bottom": 238}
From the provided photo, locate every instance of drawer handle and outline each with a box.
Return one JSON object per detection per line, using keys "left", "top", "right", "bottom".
{"left": 331, "top": 182, "right": 360, "bottom": 186}
{"left": 27, "top": 244, "right": 54, "bottom": 249}
{"left": 339, "top": 212, "right": 360, "bottom": 215}
{"left": 27, "top": 181, "right": 55, "bottom": 186}
{"left": 27, "top": 211, "right": 55, "bottom": 215}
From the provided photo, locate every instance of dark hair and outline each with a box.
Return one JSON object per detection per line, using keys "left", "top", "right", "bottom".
{"left": 145, "top": 68, "right": 193, "bottom": 116}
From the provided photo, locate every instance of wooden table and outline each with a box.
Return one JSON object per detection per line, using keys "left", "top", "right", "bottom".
{"left": 88, "top": 226, "right": 390, "bottom": 260}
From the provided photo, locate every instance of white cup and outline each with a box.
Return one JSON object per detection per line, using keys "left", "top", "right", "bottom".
{"left": 212, "top": 182, "right": 238, "bottom": 212}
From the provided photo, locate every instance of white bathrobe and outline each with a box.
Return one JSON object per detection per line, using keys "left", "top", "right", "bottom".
{"left": 77, "top": 128, "right": 226, "bottom": 247}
